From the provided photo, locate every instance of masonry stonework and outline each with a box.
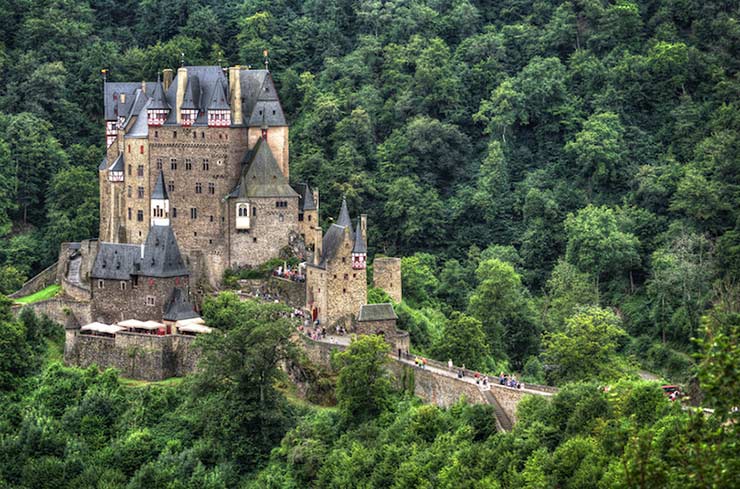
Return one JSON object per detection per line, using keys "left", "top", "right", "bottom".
{"left": 373, "top": 257, "right": 402, "bottom": 303}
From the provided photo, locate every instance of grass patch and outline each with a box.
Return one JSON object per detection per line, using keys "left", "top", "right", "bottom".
{"left": 119, "top": 376, "right": 186, "bottom": 388}
{"left": 15, "top": 284, "right": 61, "bottom": 304}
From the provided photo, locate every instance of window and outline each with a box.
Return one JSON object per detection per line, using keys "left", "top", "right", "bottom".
{"left": 275, "top": 201, "right": 288, "bottom": 208}
{"left": 98, "top": 280, "right": 104, "bottom": 289}
{"left": 208, "top": 182, "right": 215, "bottom": 194}
{"left": 128, "top": 208, "right": 132, "bottom": 220}
{"left": 193, "top": 131, "right": 197, "bottom": 139}
{"left": 344, "top": 273, "right": 349, "bottom": 280}
{"left": 139, "top": 145, "right": 144, "bottom": 154}
{"left": 308, "top": 215, "right": 312, "bottom": 221}
{"left": 137, "top": 165, "right": 144, "bottom": 177}
{"left": 127, "top": 144, "right": 131, "bottom": 153}
{"left": 202, "top": 159, "right": 209, "bottom": 171}
{"left": 170, "top": 158, "right": 177, "bottom": 170}
{"left": 342, "top": 257, "right": 346, "bottom": 263}
{"left": 279, "top": 214, "right": 284, "bottom": 222}
{"left": 209, "top": 215, "right": 214, "bottom": 222}
{"left": 195, "top": 182, "right": 202, "bottom": 194}
{"left": 353, "top": 273, "right": 357, "bottom": 278}
{"left": 168, "top": 180, "right": 174, "bottom": 192}
{"left": 190, "top": 208, "right": 197, "bottom": 219}
{"left": 238, "top": 205, "right": 248, "bottom": 217}
{"left": 137, "top": 186, "right": 144, "bottom": 198}
{"left": 172, "top": 207, "right": 177, "bottom": 218}
{"left": 154, "top": 130, "right": 158, "bottom": 137}
{"left": 156, "top": 158, "right": 163, "bottom": 170}
{"left": 194, "top": 231, "right": 197, "bottom": 237}
{"left": 343, "top": 288, "right": 347, "bottom": 294}
{"left": 252, "top": 207, "right": 257, "bottom": 216}
{"left": 185, "top": 159, "right": 192, "bottom": 170}
{"left": 132, "top": 275, "right": 138, "bottom": 287}
{"left": 128, "top": 164, "right": 132, "bottom": 176}
{"left": 201, "top": 131, "right": 205, "bottom": 139}
{"left": 173, "top": 131, "right": 177, "bottom": 139}
{"left": 137, "top": 210, "right": 144, "bottom": 221}
{"left": 298, "top": 214, "right": 304, "bottom": 222}
{"left": 146, "top": 296, "right": 155, "bottom": 306}
{"left": 252, "top": 237, "right": 257, "bottom": 243}
{"left": 209, "top": 239, "right": 213, "bottom": 244}
{"left": 127, "top": 186, "right": 132, "bottom": 198}
{"left": 120, "top": 281, "right": 127, "bottom": 290}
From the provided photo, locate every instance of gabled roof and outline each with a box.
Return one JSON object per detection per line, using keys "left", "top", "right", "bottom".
{"left": 152, "top": 170, "right": 168, "bottom": 200}
{"left": 237, "top": 138, "right": 299, "bottom": 198}
{"left": 163, "top": 288, "right": 199, "bottom": 321}
{"left": 104, "top": 82, "right": 141, "bottom": 120}
{"left": 99, "top": 156, "right": 108, "bottom": 171}
{"left": 140, "top": 225, "right": 189, "bottom": 277}
{"left": 358, "top": 303, "right": 398, "bottom": 322}
{"left": 125, "top": 98, "right": 150, "bottom": 138}
{"left": 353, "top": 219, "right": 367, "bottom": 254}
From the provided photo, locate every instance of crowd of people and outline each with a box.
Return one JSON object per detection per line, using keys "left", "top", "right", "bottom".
{"left": 273, "top": 265, "right": 305, "bottom": 283}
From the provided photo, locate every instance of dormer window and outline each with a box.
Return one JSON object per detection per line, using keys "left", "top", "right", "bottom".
{"left": 208, "top": 109, "right": 231, "bottom": 127}
{"left": 181, "top": 109, "right": 198, "bottom": 126}
{"left": 147, "top": 109, "right": 168, "bottom": 126}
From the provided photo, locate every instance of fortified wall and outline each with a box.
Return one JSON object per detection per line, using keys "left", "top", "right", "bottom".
{"left": 64, "top": 330, "right": 201, "bottom": 381}
{"left": 299, "top": 337, "right": 532, "bottom": 425}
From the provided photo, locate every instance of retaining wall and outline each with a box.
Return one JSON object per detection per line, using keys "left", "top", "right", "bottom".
{"left": 12, "top": 298, "right": 93, "bottom": 326}
{"left": 9, "top": 261, "right": 58, "bottom": 298}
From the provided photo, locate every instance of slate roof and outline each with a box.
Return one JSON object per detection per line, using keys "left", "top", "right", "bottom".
{"left": 91, "top": 225, "right": 188, "bottom": 280}
{"left": 236, "top": 138, "right": 298, "bottom": 198}
{"left": 352, "top": 219, "right": 367, "bottom": 254}
{"left": 124, "top": 98, "right": 150, "bottom": 138}
{"left": 99, "top": 156, "right": 108, "bottom": 170}
{"left": 296, "top": 183, "right": 317, "bottom": 211}
{"left": 152, "top": 170, "right": 168, "bottom": 200}
{"left": 163, "top": 288, "right": 199, "bottom": 321}
{"left": 316, "top": 224, "right": 349, "bottom": 268}
{"left": 109, "top": 154, "right": 124, "bottom": 172}
{"left": 105, "top": 67, "right": 286, "bottom": 128}
{"left": 148, "top": 80, "right": 170, "bottom": 110}
{"left": 140, "top": 225, "right": 189, "bottom": 277}
{"left": 104, "top": 82, "right": 142, "bottom": 120}
{"left": 337, "top": 197, "right": 352, "bottom": 228}
{"left": 91, "top": 243, "right": 142, "bottom": 280}
{"left": 358, "top": 303, "right": 398, "bottom": 322}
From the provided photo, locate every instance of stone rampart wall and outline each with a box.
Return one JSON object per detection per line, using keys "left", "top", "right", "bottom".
{"left": 62, "top": 278, "right": 91, "bottom": 302}
{"left": 12, "top": 298, "right": 93, "bottom": 326}
{"left": 65, "top": 331, "right": 202, "bottom": 381}
{"left": 267, "top": 276, "right": 306, "bottom": 308}
{"left": 10, "top": 261, "right": 58, "bottom": 298}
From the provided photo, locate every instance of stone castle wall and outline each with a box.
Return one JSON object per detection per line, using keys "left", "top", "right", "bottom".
{"left": 373, "top": 257, "right": 402, "bottom": 303}
{"left": 266, "top": 276, "right": 306, "bottom": 308}
{"left": 299, "top": 337, "right": 522, "bottom": 422}
{"left": 227, "top": 197, "right": 300, "bottom": 268}
{"left": 90, "top": 276, "right": 188, "bottom": 323}
{"left": 13, "top": 299, "right": 93, "bottom": 326}
{"left": 9, "top": 261, "right": 58, "bottom": 299}
{"left": 65, "top": 331, "right": 201, "bottom": 381}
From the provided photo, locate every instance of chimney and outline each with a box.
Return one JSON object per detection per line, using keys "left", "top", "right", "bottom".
{"left": 175, "top": 67, "right": 187, "bottom": 124}
{"left": 141, "top": 80, "right": 147, "bottom": 94}
{"left": 360, "top": 214, "right": 367, "bottom": 243}
{"left": 313, "top": 227, "right": 322, "bottom": 266}
{"left": 228, "top": 66, "right": 243, "bottom": 125}
{"left": 313, "top": 189, "right": 320, "bottom": 223}
{"left": 119, "top": 93, "right": 126, "bottom": 104}
{"left": 162, "top": 69, "right": 173, "bottom": 90}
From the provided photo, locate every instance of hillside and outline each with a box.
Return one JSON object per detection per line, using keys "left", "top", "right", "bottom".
{"left": 0, "top": 0, "right": 738, "bottom": 487}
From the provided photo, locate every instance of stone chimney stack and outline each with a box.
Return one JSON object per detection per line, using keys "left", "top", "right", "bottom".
{"left": 228, "top": 66, "right": 243, "bottom": 125}
{"left": 162, "top": 69, "right": 173, "bottom": 90}
{"left": 175, "top": 67, "right": 187, "bottom": 124}
{"left": 141, "top": 80, "right": 147, "bottom": 94}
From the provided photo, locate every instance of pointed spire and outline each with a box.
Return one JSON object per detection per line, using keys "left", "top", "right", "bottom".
{"left": 353, "top": 219, "right": 367, "bottom": 253}
{"left": 337, "top": 197, "right": 352, "bottom": 229}
{"left": 152, "top": 170, "right": 168, "bottom": 200}
{"left": 148, "top": 74, "right": 170, "bottom": 111}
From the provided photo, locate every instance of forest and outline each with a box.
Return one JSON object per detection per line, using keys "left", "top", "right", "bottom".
{"left": 0, "top": 0, "right": 738, "bottom": 487}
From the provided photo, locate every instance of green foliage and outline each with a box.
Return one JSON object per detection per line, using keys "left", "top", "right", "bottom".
{"left": 543, "top": 306, "right": 631, "bottom": 384}
{"left": 334, "top": 335, "right": 391, "bottom": 425}
{"left": 431, "top": 312, "right": 489, "bottom": 371}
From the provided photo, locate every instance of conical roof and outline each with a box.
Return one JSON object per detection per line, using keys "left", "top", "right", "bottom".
{"left": 152, "top": 170, "right": 168, "bottom": 200}
{"left": 337, "top": 197, "right": 352, "bottom": 228}
{"left": 148, "top": 78, "right": 170, "bottom": 110}
{"left": 353, "top": 219, "right": 367, "bottom": 253}
{"left": 140, "top": 225, "right": 189, "bottom": 277}
{"left": 302, "top": 184, "right": 316, "bottom": 211}
{"left": 237, "top": 139, "right": 298, "bottom": 198}
{"left": 207, "top": 76, "right": 230, "bottom": 110}
{"left": 181, "top": 79, "right": 197, "bottom": 110}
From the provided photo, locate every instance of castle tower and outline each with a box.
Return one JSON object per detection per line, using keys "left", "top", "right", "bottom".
{"left": 352, "top": 217, "right": 367, "bottom": 270}
{"left": 373, "top": 257, "right": 402, "bottom": 303}
{"left": 151, "top": 170, "right": 170, "bottom": 226}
